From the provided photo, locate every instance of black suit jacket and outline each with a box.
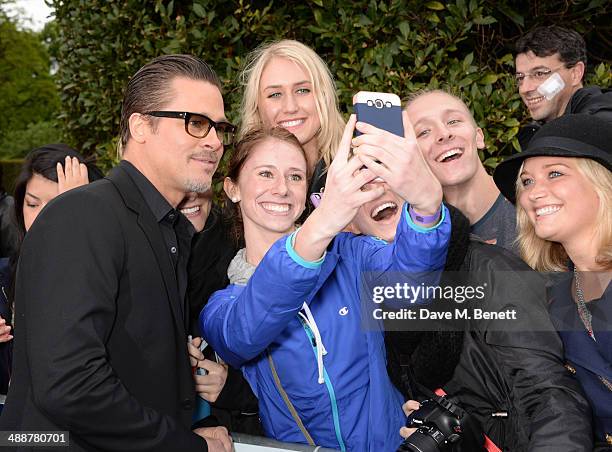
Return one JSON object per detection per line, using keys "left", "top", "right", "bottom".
{"left": 0, "top": 165, "right": 207, "bottom": 451}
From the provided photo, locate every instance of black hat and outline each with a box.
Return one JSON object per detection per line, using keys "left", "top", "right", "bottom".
{"left": 494, "top": 114, "right": 612, "bottom": 203}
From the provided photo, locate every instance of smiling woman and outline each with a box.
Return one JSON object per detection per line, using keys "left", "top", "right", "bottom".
{"left": 222, "top": 127, "right": 308, "bottom": 248}
{"left": 200, "top": 115, "right": 450, "bottom": 451}
{"left": 238, "top": 40, "right": 345, "bottom": 204}
{"left": 494, "top": 114, "right": 612, "bottom": 448}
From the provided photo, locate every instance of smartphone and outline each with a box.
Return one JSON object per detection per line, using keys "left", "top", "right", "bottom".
{"left": 353, "top": 91, "right": 403, "bottom": 137}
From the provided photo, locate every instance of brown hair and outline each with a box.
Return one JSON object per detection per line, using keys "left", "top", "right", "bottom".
{"left": 223, "top": 126, "right": 309, "bottom": 246}
{"left": 119, "top": 54, "right": 222, "bottom": 152}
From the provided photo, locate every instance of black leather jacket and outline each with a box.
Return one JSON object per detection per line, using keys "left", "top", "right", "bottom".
{"left": 386, "top": 207, "right": 593, "bottom": 451}
{"left": 0, "top": 192, "right": 18, "bottom": 259}
{"left": 518, "top": 86, "right": 612, "bottom": 149}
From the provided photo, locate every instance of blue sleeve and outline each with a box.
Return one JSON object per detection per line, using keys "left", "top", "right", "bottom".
{"left": 199, "top": 236, "right": 324, "bottom": 368}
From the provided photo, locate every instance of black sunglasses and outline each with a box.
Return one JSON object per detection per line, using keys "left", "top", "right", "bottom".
{"left": 145, "top": 111, "right": 236, "bottom": 145}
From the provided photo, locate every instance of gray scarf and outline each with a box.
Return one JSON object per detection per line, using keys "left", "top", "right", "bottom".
{"left": 227, "top": 248, "right": 256, "bottom": 285}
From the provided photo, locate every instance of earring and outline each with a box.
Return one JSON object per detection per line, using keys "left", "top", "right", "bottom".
{"left": 231, "top": 197, "right": 239, "bottom": 203}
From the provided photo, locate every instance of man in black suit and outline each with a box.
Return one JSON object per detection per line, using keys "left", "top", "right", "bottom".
{"left": 0, "top": 55, "right": 234, "bottom": 452}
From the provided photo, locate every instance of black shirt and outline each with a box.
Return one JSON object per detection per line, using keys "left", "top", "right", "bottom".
{"left": 187, "top": 206, "right": 236, "bottom": 336}
{"left": 120, "top": 161, "right": 195, "bottom": 325}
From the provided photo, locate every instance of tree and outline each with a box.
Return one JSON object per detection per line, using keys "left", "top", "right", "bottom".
{"left": 0, "top": 3, "right": 60, "bottom": 158}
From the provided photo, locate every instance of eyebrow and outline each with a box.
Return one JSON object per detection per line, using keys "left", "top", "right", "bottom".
{"left": 412, "top": 109, "right": 468, "bottom": 127}
{"left": 520, "top": 162, "right": 571, "bottom": 175}
{"left": 253, "top": 164, "right": 306, "bottom": 172}
{"left": 25, "top": 192, "right": 41, "bottom": 201}
{"left": 196, "top": 112, "right": 229, "bottom": 123}
{"left": 515, "top": 65, "right": 551, "bottom": 73}
{"left": 262, "top": 80, "right": 311, "bottom": 90}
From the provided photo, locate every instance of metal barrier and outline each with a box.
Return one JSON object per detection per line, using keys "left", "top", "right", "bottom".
{"left": 233, "top": 433, "right": 339, "bottom": 451}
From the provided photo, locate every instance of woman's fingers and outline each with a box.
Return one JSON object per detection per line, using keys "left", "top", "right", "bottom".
{"left": 57, "top": 157, "right": 90, "bottom": 194}
{"left": 330, "top": 114, "right": 357, "bottom": 168}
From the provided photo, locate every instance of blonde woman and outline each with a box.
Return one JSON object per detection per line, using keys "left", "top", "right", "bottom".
{"left": 494, "top": 114, "right": 612, "bottom": 449}
{"left": 239, "top": 39, "right": 345, "bottom": 202}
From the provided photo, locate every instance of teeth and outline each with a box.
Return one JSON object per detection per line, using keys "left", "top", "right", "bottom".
{"left": 436, "top": 148, "right": 461, "bottom": 163}
{"left": 526, "top": 96, "right": 545, "bottom": 106}
{"left": 371, "top": 202, "right": 397, "bottom": 218}
{"left": 536, "top": 205, "right": 560, "bottom": 216}
{"left": 279, "top": 119, "right": 304, "bottom": 127}
{"left": 180, "top": 206, "right": 200, "bottom": 215}
{"left": 261, "top": 203, "right": 290, "bottom": 212}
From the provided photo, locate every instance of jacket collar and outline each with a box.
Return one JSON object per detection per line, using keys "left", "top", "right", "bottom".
{"left": 106, "top": 164, "right": 186, "bottom": 331}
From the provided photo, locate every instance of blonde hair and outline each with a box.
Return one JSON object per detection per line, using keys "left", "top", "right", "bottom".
{"left": 238, "top": 39, "right": 344, "bottom": 167}
{"left": 404, "top": 88, "right": 478, "bottom": 127}
{"left": 515, "top": 158, "right": 612, "bottom": 271}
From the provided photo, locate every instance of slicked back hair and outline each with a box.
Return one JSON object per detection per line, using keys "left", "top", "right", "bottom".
{"left": 119, "top": 54, "right": 222, "bottom": 153}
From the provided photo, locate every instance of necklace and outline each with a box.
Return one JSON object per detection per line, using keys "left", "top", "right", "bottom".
{"left": 573, "top": 268, "right": 594, "bottom": 340}
{"left": 573, "top": 268, "right": 612, "bottom": 392}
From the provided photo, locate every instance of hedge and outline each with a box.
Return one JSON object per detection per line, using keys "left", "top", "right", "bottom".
{"left": 50, "top": 0, "right": 611, "bottom": 187}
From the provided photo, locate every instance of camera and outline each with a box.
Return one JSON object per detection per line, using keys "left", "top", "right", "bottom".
{"left": 366, "top": 98, "right": 393, "bottom": 109}
{"left": 397, "top": 395, "right": 466, "bottom": 452}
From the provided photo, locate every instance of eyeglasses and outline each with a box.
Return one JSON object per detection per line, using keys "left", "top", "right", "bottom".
{"left": 514, "top": 65, "right": 566, "bottom": 86}
{"left": 145, "top": 111, "right": 236, "bottom": 145}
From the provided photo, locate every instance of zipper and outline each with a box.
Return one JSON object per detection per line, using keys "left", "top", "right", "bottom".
{"left": 299, "top": 319, "right": 346, "bottom": 452}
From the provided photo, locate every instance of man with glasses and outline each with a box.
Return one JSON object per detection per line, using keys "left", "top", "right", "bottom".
{"left": 514, "top": 25, "right": 612, "bottom": 148}
{"left": 0, "top": 55, "right": 233, "bottom": 452}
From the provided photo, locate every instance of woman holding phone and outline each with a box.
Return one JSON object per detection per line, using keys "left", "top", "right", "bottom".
{"left": 201, "top": 113, "right": 449, "bottom": 451}
{"left": 494, "top": 114, "right": 612, "bottom": 449}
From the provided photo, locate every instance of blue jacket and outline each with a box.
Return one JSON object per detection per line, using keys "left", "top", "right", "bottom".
{"left": 549, "top": 274, "right": 612, "bottom": 444}
{"left": 201, "top": 204, "right": 450, "bottom": 451}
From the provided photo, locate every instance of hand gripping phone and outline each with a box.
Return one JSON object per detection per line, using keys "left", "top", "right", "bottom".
{"left": 353, "top": 91, "right": 404, "bottom": 137}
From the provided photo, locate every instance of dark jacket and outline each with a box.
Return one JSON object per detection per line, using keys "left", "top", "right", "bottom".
{"left": 518, "top": 86, "right": 612, "bottom": 149}
{"left": 0, "top": 192, "right": 18, "bottom": 259}
{"left": 187, "top": 207, "right": 261, "bottom": 435}
{"left": 548, "top": 274, "right": 612, "bottom": 446}
{"left": 386, "top": 207, "right": 593, "bottom": 452}
{"left": 0, "top": 257, "right": 11, "bottom": 397}
{"left": 187, "top": 206, "right": 235, "bottom": 337}
{"left": 0, "top": 165, "right": 207, "bottom": 451}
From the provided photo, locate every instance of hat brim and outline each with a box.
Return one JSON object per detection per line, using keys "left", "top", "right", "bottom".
{"left": 493, "top": 137, "right": 612, "bottom": 204}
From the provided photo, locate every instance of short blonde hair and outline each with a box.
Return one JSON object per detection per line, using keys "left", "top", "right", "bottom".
{"left": 238, "top": 39, "right": 344, "bottom": 167}
{"left": 515, "top": 158, "right": 612, "bottom": 271}
{"left": 404, "top": 88, "right": 478, "bottom": 127}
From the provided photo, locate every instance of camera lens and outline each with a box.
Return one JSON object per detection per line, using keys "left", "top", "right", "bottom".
{"left": 366, "top": 100, "right": 374, "bottom": 107}
{"left": 374, "top": 99, "right": 384, "bottom": 109}
{"left": 397, "top": 430, "right": 443, "bottom": 452}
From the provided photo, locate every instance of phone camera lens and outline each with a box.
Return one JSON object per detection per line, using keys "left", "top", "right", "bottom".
{"left": 367, "top": 100, "right": 374, "bottom": 107}
{"left": 374, "top": 99, "right": 384, "bottom": 109}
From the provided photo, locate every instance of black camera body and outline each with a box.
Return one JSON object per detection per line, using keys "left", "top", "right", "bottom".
{"left": 397, "top": 395, "right": 466, "bottom": 452}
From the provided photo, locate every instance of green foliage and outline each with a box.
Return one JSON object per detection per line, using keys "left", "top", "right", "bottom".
{"left": 0, "top": 120, "right": 62, "bottom": 158}
{"left": 0, "top": 158, "right": 24, "bottom": 194}
{"left": 0, "top": 6, "right": 61, "bottom": 158}
{"left": 50, "top": 0, "right": 611, "bottom": 176}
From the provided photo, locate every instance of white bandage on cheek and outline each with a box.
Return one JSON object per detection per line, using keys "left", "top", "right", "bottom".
{"left": 537, "top": 72, "right": 566, "bottom": 100}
